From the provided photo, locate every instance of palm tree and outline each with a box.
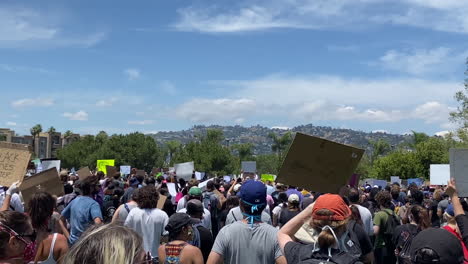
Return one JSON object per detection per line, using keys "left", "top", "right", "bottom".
{"left": 47, "top": 126, "right": 56, "bottom": 134}
{"left": 268, "top": 131, "right": 292, "bottom": 169}
{"left": 30, "top": 124, "right": 42, "bottom": 155}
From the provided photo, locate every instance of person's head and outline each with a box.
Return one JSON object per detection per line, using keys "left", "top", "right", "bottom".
{"left": 135, "top": 185, "right": 159, "bottom": 209}
{"left": 409, "top": 205, "right": 430, "bottom": 230}
{"left": 156, "top": 175, "right": 164, "bottom": 183}
{"left": 410, "top": 228, "right": 463, "bottom": 264}
{"left": 61, "top": 224, "right": 146, "bottom": 264}
{"left": 179, "top": 178, "right": 186, "bottom": 189}
{"left": 347, "top": 187, "right": 360, "bottom": 204}
{"left": 188, "top": 186, "right": 202, "bottom": 201}
{"left": 375, "top": 190, "right": 392, "bottom": 209}
{"left": 278, "top": 192, "right": 288, "bottom": 205}
{"left": 288, "top": 194, "right": 300, "bottom": 209}
{"left": 144, "top": 177, "right": 156, "bottom": 186}
{"left": 224, "top": 196, "right": 240, "bottom": 211}
{"left": 369, "top": 187, "right": 380, "bottom": 200}
{"left": 206, "top": 181, "right": 215, "bottom": 191}
{"left": 391, "top": 186, "right": 400, "bottom": 200}
{"left": 311, "top": 194, "right": 351, "bottom": 249}
{"left": 96, "top": 171, "right": 105, "bottom": 180}
{"left": 0, "top": 211, "right": 35, "bottom": 262}
{"left": 165, "top": 213, "right": 197, "bottom": 242}
{"left": 444, "top": 204, "right": 457, "bottom": 226}
{"left": 81, "top": 176, "right": 100, "bottom": 196}
{"left": 112, "top": 172, "right": 121, "bottom": 180}
{"left": 239, "top": 180, "right": 267, "bottom": 218}
{"left": 28, "top": 191, "right": 56, "bottom": 230}
{"left": 64, "top": 183, "right": 74, "bottom": 195}
{"left": 135, "top": 175, "right": 144, "bottom": 185}
{"left": 411, "top": 190, "right": 424, "bottom": 205}
{"left": 433, "top": 189, "right": 443, "bottom": 201}
{"left": 186, "top": 199, "right": 204, "bottom": 220}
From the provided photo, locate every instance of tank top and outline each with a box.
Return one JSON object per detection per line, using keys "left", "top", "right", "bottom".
{"left": 38, "top": 233, "right": 58, "bottom": 264}
{"left": 164, "top": 242, "right": 187, "bottom": 264}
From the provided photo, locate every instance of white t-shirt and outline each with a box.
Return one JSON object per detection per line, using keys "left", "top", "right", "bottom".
{"left": 177, "top": 208, "right": 212, "bottom": 232}
{"left": 0, "top": 191, "right": 24, "bottom": 213}
{"left": 124, "top": 208, "right": 169, "bottom": 258}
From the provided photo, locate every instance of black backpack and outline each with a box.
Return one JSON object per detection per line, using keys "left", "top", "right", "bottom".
{"left": 382, "top": 210, "right": 400, "bottom": 255}
{"left": 297, "top": 248, "right": 363, "bottom": 264}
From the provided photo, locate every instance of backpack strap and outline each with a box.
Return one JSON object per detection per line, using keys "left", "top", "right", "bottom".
{"left": 231, "top": 210, "right": 238, "bottom": 222}
{"left": 124, "top": 203, "right": 130, "bottom": 213}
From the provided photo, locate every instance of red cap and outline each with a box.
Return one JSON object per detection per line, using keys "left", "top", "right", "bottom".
{"left": 312, "top": 194, "right": 351, "bottom": 221}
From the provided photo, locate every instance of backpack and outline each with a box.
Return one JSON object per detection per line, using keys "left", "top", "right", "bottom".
{"left": 381, "top": 210, "right": 400, "bottom": 255}
{"left": 202, "top": 192, "right": 218, "bottom": 218}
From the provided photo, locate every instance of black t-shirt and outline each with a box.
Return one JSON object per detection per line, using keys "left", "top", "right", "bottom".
{"left": 279, "top": 209, "right": 300, "bottom": 227}
{"left": 430, "top": 200, "right": 441, "bottom": 227}
{"left": 219, "top": 209, "right": 229, "bottom": 226}
{"left": 196, "top": 225, "right": 214, "bottom": 262}
{"left": 348, "top": 220, "right": 373, "bottom": 256}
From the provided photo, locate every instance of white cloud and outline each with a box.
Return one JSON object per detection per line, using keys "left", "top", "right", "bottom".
{"left": 63, "top": 111, "right": 88, "bottom": 121}
{"left": 160, "top": 81, "right": 177, "bottom": 95}
{"left": 376, "top": 47, "right": 467, "bottom": 75}
{"left": 6, "top": 121, "right": 16, "bottom": 126}
{"left": 128, "top": 120, "right": 155, "bottom": 125}
{"left": 0, "top": 6, "right": 105, "bottom": 48}
{"left": 173, "top": 0, "right": 468, "bottom": 34}
{"left": 11, "top": 98, "right": 54, "bottom": 108}
{"left": 96, "top": 97, "right": 118, "bottom": 107}
{"left": 124, "top": 68, "right": 141, "bottom": 80}
{"left": 0, "top": 64, "right": 53, "bottom": 74}
{"left": 176, "top": 98, "right": 255, "bottom": 123}
{"left": 411, "top": 101, "right": 456, "bottom": 124}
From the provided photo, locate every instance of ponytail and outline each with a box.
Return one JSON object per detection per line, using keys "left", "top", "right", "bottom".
{"left": 410, "top": 205, "right": 430, "bottom": 230}
{"left": 318, "top": 227, "right": 338, "bottom": 249}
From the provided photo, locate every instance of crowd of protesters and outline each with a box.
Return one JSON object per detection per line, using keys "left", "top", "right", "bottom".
{"left": 0, "top": 167, "right": 468, "bottom": 264}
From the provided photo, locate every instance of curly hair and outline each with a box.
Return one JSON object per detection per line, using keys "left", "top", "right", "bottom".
{"left": 135, "top": 185, "right": 159, "bottom": 209}
{"left": 375, "top": 190, "right": 392, "bottom": 208}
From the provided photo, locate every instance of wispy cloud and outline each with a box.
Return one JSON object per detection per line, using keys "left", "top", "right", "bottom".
{"left": 173, "top": 0, "right": 468, "bottom": 34}
{"left": 0, "top": 64, "right": 53, "bottom": 74}
{"left": 63, "top": 110, "right": 88, "bottom": 121}
{"left": 11, "top": 98, "right": 54, "bottom": 108}
{"left": 176, "top": 98, "right": 255, "bottom": 123}
{"left": 160, "top": 81, "right": 178, "bottom": 95}
{"left": 96, "top": 97, "right": 118, "bottom": 107}
{"left": 6, "top": 121, "right": 16, "bottom": 126}
{"left": 128, "top": 120, "right": 155, "bottom": 125}
{"left": 124, "top": 68, "right": 141, "bottom": 80}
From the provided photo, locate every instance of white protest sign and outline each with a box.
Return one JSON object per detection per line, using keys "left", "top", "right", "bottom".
{"left": 166, "top": 182, "right": 178, "bottom": 197}
{"left": 430, "top": 164, "right": 450, "bottom": 186}
{"left": 175, "top": 161, "right": 194, "bottom": 180}
{"left": 41, "top": 160, "right": 61, "bottom": 173}
{"left": 450, "top": 149, "right": 468, "bottom": 197}
{"left": 198, "top": 179, "right": 213, "bottom": 191}
{"left": 120, "top": 165, "right": 131, "bottom": 175}
{"left": 390, "top": 176, "right": 401, "bottom": 185}
{"left": 223, "top": 176, "right": 231, "bottom": 182}
{"left": 195, "top": 171, "right": 202, "bottom": 181}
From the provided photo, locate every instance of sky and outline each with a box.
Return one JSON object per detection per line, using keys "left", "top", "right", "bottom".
{"left": 0, "top": 0, "right": 467, "bottom": 136}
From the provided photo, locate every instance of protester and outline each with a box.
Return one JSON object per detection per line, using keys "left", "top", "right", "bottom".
{"left": 159, "top": 188, "right": 175, "bottom": 217}
{"left": 392, "top": 205, "right": 430, "bottom": 264}
{"left": 124, "top": 185, "right": 169, "bottom": 259}
{"left": 410, "top": 228, "right": 463, "bottom": 264}
{"left": 277, "top": 194, "right": 301, "bottom": 227}
{"left": 202, "top": 181, "right": 221, "bottom": 237}
{"left": 348, "top": 187, "right": 374, "bottom": 236}
{"left": 442, "top": 204, "right": 468, "bottom": 262}
{"left": 112, "top": 189, "right": 139, "bottom": 224}
{"left": 177, "top": 187, "right": 212, "bottom": 231}
{"left": 446, "top": 179, "right": 468, "bottom": 252}
{"left": 0, "top": 181, "right": 23, "bottom": 213}
{"left": 102, "top": 185, "right": 124, "bottom": 223}
{"left": 373, "top": 190, "right": 399, "bottom": 264}
{"left": 158, "top": 213, "right": 204, "bottom": 264}
{"left": 272, "top": 192, "right": 288, "bottom": 227}
{"left": 219, "top": 196, "right": 239, "bottom": 229}
{"left": 60, "top": 223, "right": 149, "bottom": 264}
{"left": 121, "top": 177, "right": 140, "bottom": 204}
{"left": 61, "top": 176, "right": 103, "bottom": 245}
{"left": 437, "top": 192, "right": 450, "bottom": 226}
{"left": 278, "top": 194, "right": 373, "bottom": 264}
{"left": 186, "top": 200, "right": 214, "bottom": 262}
{"left": 207, "top": 180, "right": 286, "bottom": 264}
{"left": 27, "top": 191, "right": 68, "bottom": 264}
{"left": 0, "top": 211, "right": 36, "bottom": 264}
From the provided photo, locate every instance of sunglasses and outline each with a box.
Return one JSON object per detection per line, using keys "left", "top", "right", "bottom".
{"left": 0, "top": 222, "right": 36, "bottom": 244}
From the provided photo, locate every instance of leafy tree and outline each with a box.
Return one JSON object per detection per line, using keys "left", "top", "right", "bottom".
{"left": 232, "top": 143, "right": 254, "bottom": 162}
{"left": 450, "top": 58, "right": 468, "bottom": 127}
{"left": 0, "top": 134, "right": 6, "bottom": 141}
{"left": 369, "top": 139, "right": 391, "bottom": 165}
{"left": 268, "top": 131, "right": 293, "bottom": 171}
{"left": 370, "top": 150, "right": 423, "bottom": 179}
{"left": 166, "top": 140, "right": 182, "bottom": 165}
{"left": 47, "top": 126, "right": 56, "bottom": 133}
{"left": 256, "top": 154, "right": 279, "bottom": 175}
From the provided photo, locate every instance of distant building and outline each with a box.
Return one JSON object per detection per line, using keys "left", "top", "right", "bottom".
{"left": 0, "top": 128, "right": 80, "bottom": 159}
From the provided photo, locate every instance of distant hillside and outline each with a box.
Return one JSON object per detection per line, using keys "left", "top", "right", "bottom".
{"left": 147, "top": 124, "right": 412, "bottom": 155}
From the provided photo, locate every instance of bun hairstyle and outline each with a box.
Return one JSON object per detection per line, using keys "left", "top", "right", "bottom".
{"left": 0, "top": 211, "right": 31, "bottom": 258}
{"left": 312, "top": 209, "right": 348, "bottom": 249}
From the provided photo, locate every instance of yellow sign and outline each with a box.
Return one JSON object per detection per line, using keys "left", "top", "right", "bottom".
{"left": 97, "top": 160, "right": 115, "bottom": 175}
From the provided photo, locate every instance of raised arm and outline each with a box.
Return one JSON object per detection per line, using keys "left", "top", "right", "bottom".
{"left": 277, "top": 202, "right": 314, "bottom": 251}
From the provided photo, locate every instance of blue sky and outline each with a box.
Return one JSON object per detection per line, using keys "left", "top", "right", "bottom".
{"left": 0, "top": 0, "right": 467, "bottom": 136}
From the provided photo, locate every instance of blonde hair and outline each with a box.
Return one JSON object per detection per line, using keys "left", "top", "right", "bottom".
{"left": 60, "top": 224, "right": 143, "bottom": 264}
{"left": 444, "top": 213, "right": 457, "bottom": 225}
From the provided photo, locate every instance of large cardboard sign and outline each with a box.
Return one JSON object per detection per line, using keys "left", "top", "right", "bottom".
{"left": 175, "top": 161, "right": 194, "bottom": 180}
{"left": 450, "top": 149, "right": 468, "bottom": 197}
{"left": 157, "top": 195, "right": 167, "bottom": 209}
{"left": 136, "top": 170, "right": 146, "bottom": 177}
{"left": 19, "top": 168, "right": 63, "bottom": 207}
{"left": 76, "top": 167, "right": 92, "bottom": 180}
{"left": 41, "top": 160, "right": 61, "bottom": 173}
{"left": 97, "top": 160, "right": 114, "bottom": 174}
{"left": 241, "top": 161, "right": 256, "bottom": 173}
{"left": 430, "top": 164, "right": 450, "bottom": 186}
{"left": 106, "top": 166, "right": 118, "bottom": 178}
{"left": 277, "top": 133, "right": 364, "bottom": 194}
{"left": 0, "top": 142, "right": 32, "bottom": 186}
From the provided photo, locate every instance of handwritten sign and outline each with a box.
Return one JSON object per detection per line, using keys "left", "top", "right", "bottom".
{"left": 19, "top": 168, "right": 63, "bottom": 208}
{"left": 76, "top": 167, "right": 92, "bottom": 180}
{"left": 0, "top": 142, "right": 31, "bottom": 186}
{"left": 97, "top": 160, "right": 114, "bottom": 174}
{"left": 261, "top": 174, "right": 275, "bottom": 182}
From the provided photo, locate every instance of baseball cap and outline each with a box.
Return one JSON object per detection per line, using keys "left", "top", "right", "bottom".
{"left": 239, "top": 180, "right": 266, "bottom": 205}
{"left": 445, "top": 204, "right": 454, "bottom": 217}
{"left": 410, "top": 228, "right": 463, "bottom": 264}
{"left": 188, "top": 186, "right": 202, "bottom": 196}
{"left": 129, "top": 177, "right": 139, "bottom": 187}
{"left": 288, "top": 194, "right": 300, "bottom": 203}
{"left": 312, "top": 194, "right": 351, "bottom": 221}
{"left": 186, "top": 199, "right": 205, "bottom": 215}
{"left": 165, "top": 213, "right": 198, "bottom": 233}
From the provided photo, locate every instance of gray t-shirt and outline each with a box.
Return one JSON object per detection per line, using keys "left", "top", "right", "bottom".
{"left": 225, "top": 206, "right": 271, "bottom": 225}
{"left": 117, "top": 203, "right": 138, "bottom": 223}
{"left": 212, "top": 221, "right": 282, "bottom": 264}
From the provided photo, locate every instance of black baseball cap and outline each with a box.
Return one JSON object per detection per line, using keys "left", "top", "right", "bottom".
{"left": 165, "top": 213, "right": 197, "bottom": 233}
{"left": 410, "top": 228, "right": 463, "bottom": 264}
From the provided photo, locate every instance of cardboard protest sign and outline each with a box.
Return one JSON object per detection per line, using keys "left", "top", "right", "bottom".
{"left": 97, "top": 160, "right": 114, "bottom": 174}
{"left": 157, "top": 195, "right": 167, "bottom": 209}
{"left": 277, "top": 133, "right": 364, "bottom": 194}
{"left": 0, "top": 142, "right": 32, "bottom": 186}
{"left": 430, "top": 164, "right": 450, "bottom": 186}
{"left": 175, "top": 161, "right": 194, "bottom": 180}
{"left": 41, "top": 160, "right": 61, "bottom": 173}
{"left": 450, "top": 149, "right": 468, "bottom": 197}
{"left": 106, "top": 166, "right": 118, "bottom": 178}
{"left": 19, "top": 168, "right": 63, "bottom": 208}
{"left": 76, "top": 167, "right": 92, "bottom": 180}
{"left": 136, "top": 170, "right": 146, "bottom": 177}
{"left": 261, "top": 174, "right": 275, "bottom": 182}
{"left": 120, "top": 166, "right": 131, "bottom": 175}
{"left": 390, "top": 176, "right": 401, "bottom": 185}
{"left": 241, "top": 161, "right": 256, "bottom": 173}
{"left": 348, "top": 174, "right": 360, "bottom": 187}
